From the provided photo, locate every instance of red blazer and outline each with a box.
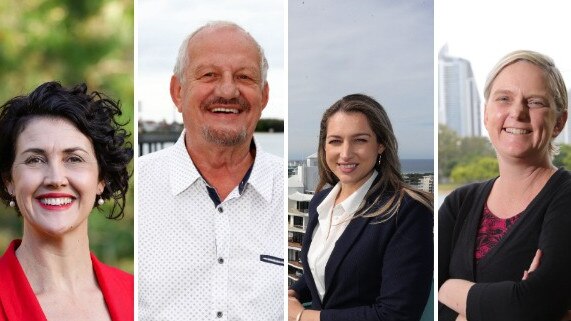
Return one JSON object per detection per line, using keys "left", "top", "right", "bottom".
{"left": 0, "top": 240, "right": 133, "bottom": 321}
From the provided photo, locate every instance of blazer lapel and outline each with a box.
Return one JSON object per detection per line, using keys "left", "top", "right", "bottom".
{"left": 322, "top": 215, "right": 369, "bottom": 304}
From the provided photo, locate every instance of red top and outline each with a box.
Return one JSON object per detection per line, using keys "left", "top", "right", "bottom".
{"left": 0, "top": 240, "right": 133, "bottom": 321}
{"left": 474, "top": 205, "right": 522, "bottom": 261}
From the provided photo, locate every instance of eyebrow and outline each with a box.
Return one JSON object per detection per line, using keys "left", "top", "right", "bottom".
{"left": 193, "top": 64, "right": 260, "bottom": 73}
{"left": 491, "top": 89, "right": 513, "bottom": 96}
{"left": 20, "top": 147, "right": 91, "bottom": 155}
{"left": 492, "top": 89, "right": 549, "bottom": 98}
{"left": 327, "top": 133, "right": 372, "bottom": 139}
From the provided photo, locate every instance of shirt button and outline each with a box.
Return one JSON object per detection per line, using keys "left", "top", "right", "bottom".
{"left": 218, "top": 257, "right": 224, "bottom": 264}
{"left": 217, "top": 311, "right": 223, "bottom": 318}
{"left": 218, "top": 207, "right": 223, "bottom": 213}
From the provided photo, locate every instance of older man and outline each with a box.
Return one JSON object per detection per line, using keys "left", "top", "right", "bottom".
{"left": 138, "top": 21, "right": 283, "bottom": 320}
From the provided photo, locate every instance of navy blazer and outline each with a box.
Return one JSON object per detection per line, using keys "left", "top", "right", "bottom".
{"left": 291, "top": 186, "right": 433, "bottom": 321}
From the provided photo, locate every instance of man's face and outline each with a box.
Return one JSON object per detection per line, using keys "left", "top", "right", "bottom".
{"left": 170, "top": 26, "right": 269, "bottom": 147}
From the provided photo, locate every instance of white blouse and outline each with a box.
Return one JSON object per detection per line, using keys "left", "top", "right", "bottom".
{"left": 307, "top": 171, "right": 378, "bottom": 301}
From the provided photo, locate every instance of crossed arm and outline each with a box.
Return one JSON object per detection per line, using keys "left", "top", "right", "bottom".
{"left": 438, "top": 183, "right": 571, "bottom": 321}
{"left": 440, "top": 250, "right": 571, "bottom": 321}
{"left": 438, "top": 250, "right": 542, "bottom": 319}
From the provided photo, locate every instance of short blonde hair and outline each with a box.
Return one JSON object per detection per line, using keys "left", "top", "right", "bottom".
{"left": 484, "top": 50, "right": 568, "bottom": 156}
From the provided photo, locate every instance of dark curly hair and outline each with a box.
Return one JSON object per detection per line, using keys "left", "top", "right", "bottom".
{"left": 0, "top": 81, "right": 133, "bottom": 219}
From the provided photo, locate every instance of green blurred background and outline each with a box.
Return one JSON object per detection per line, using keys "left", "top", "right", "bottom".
{"left": 0, "top": 0, "right": 134, "bottom": 272}
{"left": 439, "top": 124, "right": 571, "bottom": 190}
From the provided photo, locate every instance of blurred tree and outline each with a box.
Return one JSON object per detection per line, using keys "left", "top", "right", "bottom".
{"left": 255, "top": 118, "right": 284, "bottom": 132}
{"left": 438, "top": 124, "right": 495, "bottom": 182}
{"left": 438, "top": 124, "right": 461, "bottom": 181}
{"left": 450, "top": 156, "right": 499, "bottom": 184}
{"left": 0, "top": 0, "right": 133, "bottom": 272}
{"left": 553, "top": 144, "right": 571, "bottom": 170}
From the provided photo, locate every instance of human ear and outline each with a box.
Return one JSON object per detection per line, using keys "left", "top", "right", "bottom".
{"left": 553, "top": 111, "right": 568, "bottom": 137}
{"left": 97, "top": 180, "right": 106, "bottom": 195}
{"left": 170, "top": 75, "right": 184, "bottom": 113}
{"left": 261, "top": 82, "right": 270, "bottom": 110}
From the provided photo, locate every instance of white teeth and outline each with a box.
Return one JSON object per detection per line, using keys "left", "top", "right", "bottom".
{"left": 505, "top": 128, "right": 530, "bottom": 135}
{"left": 211, "top": 108, "right": 239, "bottom": 114}
{"left": 40, "top": 197, "right": 73, "bottom": 206}
{"left": 339, "top": 164, "right": 357, "bottom": 168}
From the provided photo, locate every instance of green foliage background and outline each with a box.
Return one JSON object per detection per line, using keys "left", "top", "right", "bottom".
{"left": 439, "top": 124, "right": 571, "bottom": 187}
{"left": 0, "top": 0, "right": 134, "bottom": 272}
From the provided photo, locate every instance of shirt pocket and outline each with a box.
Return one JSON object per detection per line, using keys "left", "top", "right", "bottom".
{"left": 260, "top": 254, "right": 284, "bottom": 266}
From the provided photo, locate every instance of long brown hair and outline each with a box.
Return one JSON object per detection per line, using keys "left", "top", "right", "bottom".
{"left": 316, "top": 94, "right": 432, "bottom": 221}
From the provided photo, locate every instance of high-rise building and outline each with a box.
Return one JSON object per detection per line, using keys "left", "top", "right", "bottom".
{"left": 439, "top": 45, "right": 481, "bottom": 137}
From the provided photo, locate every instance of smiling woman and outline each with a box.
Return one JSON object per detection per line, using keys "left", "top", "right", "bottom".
{"left": 9, "top": 118, "right": 104, "bottom": 236}
{"left": 439, "top": 51, "right": 571, "bottom": 321}
{"left": 0, "top": 81, "right": 134, "bottom": 321}
{"left": 288, "top": 94, "right": 433, "bottom": 321}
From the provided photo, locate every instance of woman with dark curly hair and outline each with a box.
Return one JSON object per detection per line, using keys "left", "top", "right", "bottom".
{"left": 0, "top": 81, "right": 133, "bottom": 321}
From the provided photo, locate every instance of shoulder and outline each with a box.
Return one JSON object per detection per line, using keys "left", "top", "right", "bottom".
{"left": 554, "top": 168, "right": 571, "bottom": 188}
{"left": 542, "top": 169, "right": 571, "bottom": 208}
{"left": 91, "top": 254, "right": 134, "bottom": 290}
{"left": 138, "top": 145, "right": 172, "bottom": 169}
{"left": 307, "top": 187, "right": 334, "bottom": 217}
{"left": 0, "top": 243, "right": 14, "bottom": 282}
{"left": 254, "top": 149, "right": 283, "bottom": 173}
{"left": 442, "top": 179, "right": 493, "bottom": 210}
{"left": 377, "top": 192, "right": 433, "bottom": 230}
{"left": 400, "top": 193, "right": 432, "bottom": 216}
{"left": 449, "top": 179, "right": 492, "bottom": 199}
{"left": 310, "top": 187, "right": 333, "bottom": 206}
{"left": 138, "top": 145, "right": 178, "bottom": 187}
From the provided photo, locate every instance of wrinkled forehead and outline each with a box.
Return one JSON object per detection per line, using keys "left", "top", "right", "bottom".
{"left": 187, "top": 26, "right": 261, "bottom": 62}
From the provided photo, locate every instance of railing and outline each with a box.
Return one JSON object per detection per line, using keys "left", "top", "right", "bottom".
{"left": 139, "top": 131, "right": 181, "bottom": 156}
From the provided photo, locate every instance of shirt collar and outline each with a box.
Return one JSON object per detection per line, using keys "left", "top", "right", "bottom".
{"left": 317, "top": 170, "right": 378, "bottom": 218}
{"left": 168, "top": 130, "right": 274, "bottom": 204}
{"left": 243, "top": 140, "right": 274, "bottom": 204}
{"left": 169, "top": 131, "right": 201, "bottom": 196}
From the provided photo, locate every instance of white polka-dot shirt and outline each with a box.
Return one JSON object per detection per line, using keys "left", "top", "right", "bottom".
{"left": 138, "top": 132, "right": 284, "bottom": 321}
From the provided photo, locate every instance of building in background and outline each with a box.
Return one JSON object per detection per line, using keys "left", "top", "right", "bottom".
{"left": 418, "top": 174, "right": 434, "bottom": 193}
{"left": 439, "top": 45, "right": 481, "bottom": 137}
{"left": 287, "top": 153, "right": 318, "bottom": 286}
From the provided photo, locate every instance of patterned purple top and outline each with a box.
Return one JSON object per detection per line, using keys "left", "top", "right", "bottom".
{"left": 474, "top": 204, "right": 523, "bottom": 261}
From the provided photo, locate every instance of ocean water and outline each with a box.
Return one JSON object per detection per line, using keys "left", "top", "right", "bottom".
{"left": 255, "top": 132, "right": 284, "bottom": 158}
{"left": 401, "top": 159, "right": 434, "bottom": 174}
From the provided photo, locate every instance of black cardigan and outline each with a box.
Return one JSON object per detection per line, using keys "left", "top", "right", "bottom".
{"left": 291, "top": 186, "right": 433, "bottom": 321}
{"left": 438, "top": 168, "right": 571, "bottom": 321}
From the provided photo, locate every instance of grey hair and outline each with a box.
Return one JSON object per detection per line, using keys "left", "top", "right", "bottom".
{"left": 173, "top": 21, "right": 269, "bottom": 87}
{"left": 484, "top": 50, "right": 568, "bottom": 157}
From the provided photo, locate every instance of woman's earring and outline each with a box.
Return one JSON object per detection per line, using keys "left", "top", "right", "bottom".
{"left": 97, "top": 197, "right": 104, "bottom": 206}
{"left": 8, "top": 192, "right": 15, "bottom": 207}
{"left": 377, "top": 154, "right": 382, "bottom": 166}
